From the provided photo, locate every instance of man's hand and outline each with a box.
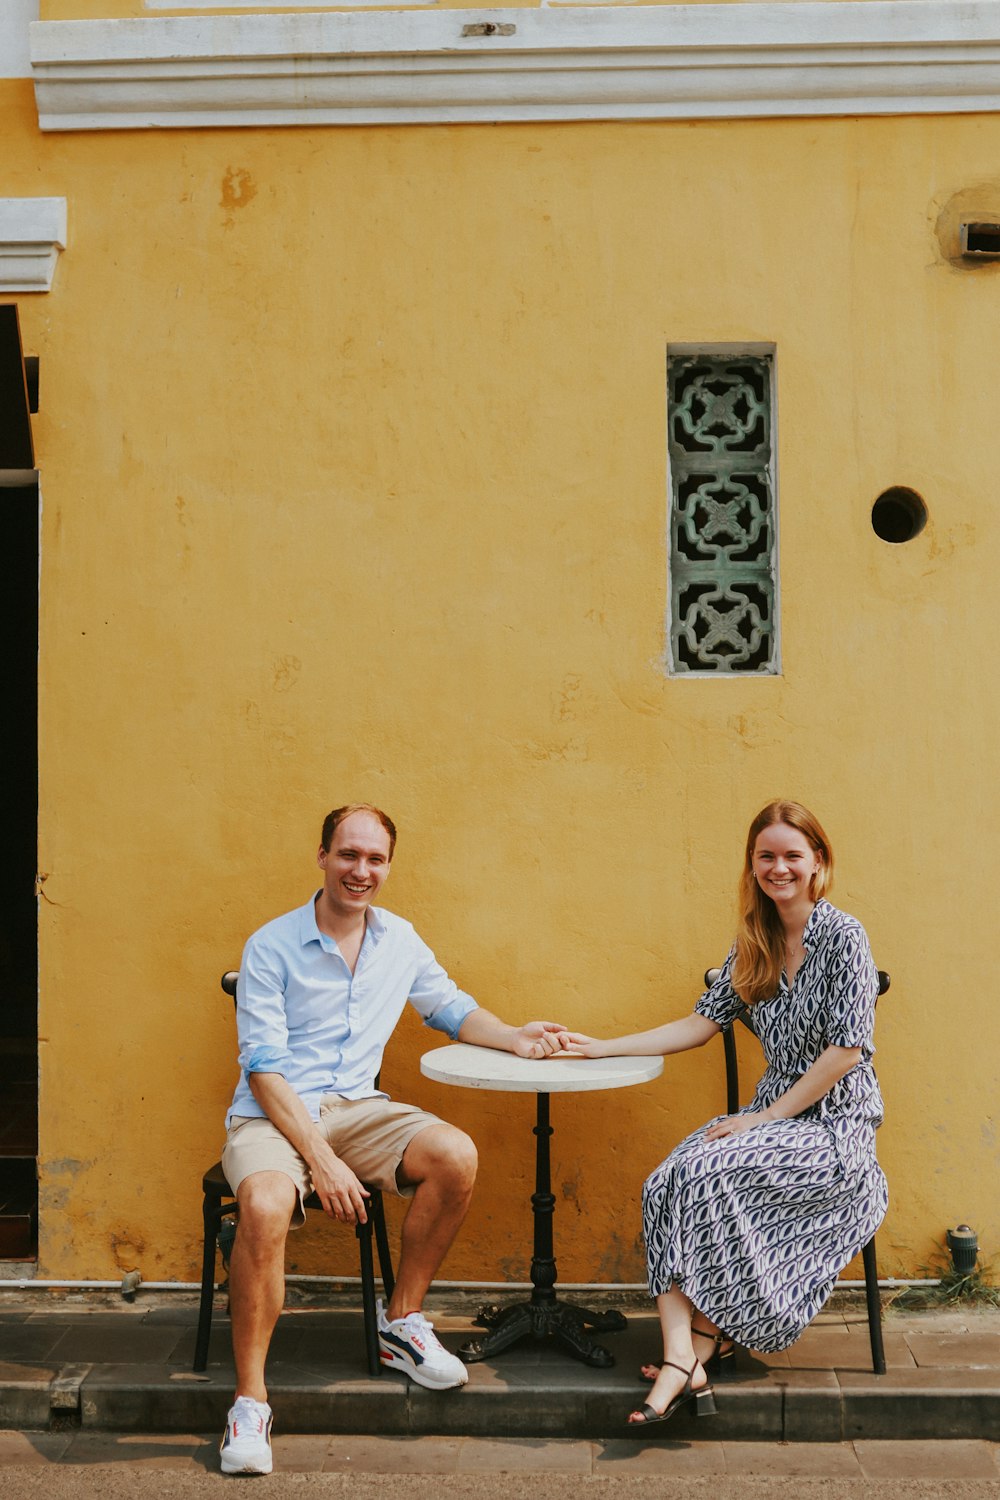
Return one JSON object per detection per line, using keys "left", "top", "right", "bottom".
{"left": 511, "top": 1021, "right": 572, "bottom": 1059}
{"left": 249, "top": 1071, "right": 371, "bottom": 1224}
{"left": 307, "top": 1141, "right": 371, "bottom": 1225}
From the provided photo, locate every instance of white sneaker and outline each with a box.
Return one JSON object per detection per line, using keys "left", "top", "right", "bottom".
{"left": 220, "top": 1394, "right": 273, "bottom": 1475}
{"left": 377, "top": 1299, "right": 469, "bottom": 1390}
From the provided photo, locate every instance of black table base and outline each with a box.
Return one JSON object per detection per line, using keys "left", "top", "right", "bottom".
{"left": 459, "top": 1298, "right": 626, "bottom": 1367}
{"left": 457, "top": 1091, "right": 628, "bottom": 1367}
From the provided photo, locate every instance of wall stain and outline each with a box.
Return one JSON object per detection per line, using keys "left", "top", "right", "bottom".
{"left": 175, "top": 495, "right": 193, "bottom": 569}
{"left": 522, "top": 735, "right": 589, "bottom": 763}
{"left": 555, "top": 673, "right": 581, "bottom": 722}
{"left": 924, "top": 522, "right": 976, "bottom": 568}
{"left": 272, "top": 656, "right": 302, "bottom": 693}
{"left": 110, "top": 1231, "right": 146, "bottom": 1272}
{"left": 220, "top": 168, "right": 258, "bottom": 222}
{"left": 727, "top": 712, "right": 769, "bottom": 750}
{"left": 560, "top": 1171, "right": 582, "bottom": 1215}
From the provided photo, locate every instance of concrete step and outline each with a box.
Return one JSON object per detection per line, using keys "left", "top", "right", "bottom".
{"left": 1, "top": 1295, "right": 999, "bottom": 1442}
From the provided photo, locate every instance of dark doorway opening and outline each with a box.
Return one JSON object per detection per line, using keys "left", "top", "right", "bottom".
{"left": 0, "top": 303, "right": 39, "bottom": 1261}
{"left": 0, "top": 479, "right": 38, "bottom": 1260}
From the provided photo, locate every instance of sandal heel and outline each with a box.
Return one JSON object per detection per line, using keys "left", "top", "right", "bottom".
{"left": 695, "top": 1388, "right": 717, "bottom": 1417}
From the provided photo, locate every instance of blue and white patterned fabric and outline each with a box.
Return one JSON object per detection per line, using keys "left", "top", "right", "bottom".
{"left": 642, "top": 900, "right": 888, "bottom": 1353}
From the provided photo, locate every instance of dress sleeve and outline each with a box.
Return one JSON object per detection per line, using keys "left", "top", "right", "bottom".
{"left": 693, "top": 948, "right": 745, "bottom": 1027}
{"left": 823, "top": 919, "right": 879, "bottom": 1048}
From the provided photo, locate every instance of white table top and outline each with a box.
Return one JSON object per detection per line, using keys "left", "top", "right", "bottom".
{"left": 420, "top": 1043, "right": 663, "bottom": 1095}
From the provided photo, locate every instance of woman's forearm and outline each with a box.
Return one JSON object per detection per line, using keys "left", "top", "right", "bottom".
{"left": 761, "top": 1045, "right": 862, "bottom": 1121}
{"left": 595, "top": 1013, "right": 720, "bottom": 1058}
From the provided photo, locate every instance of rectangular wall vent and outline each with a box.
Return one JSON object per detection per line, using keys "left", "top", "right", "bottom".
{"left": 960, "top": 221, "right": 1000, "bottom": 258}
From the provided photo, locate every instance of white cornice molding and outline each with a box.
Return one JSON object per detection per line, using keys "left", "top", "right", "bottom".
{"left": 0, "top": 1, "right": 37, "bottom": 83}
{"left": 0, "top": 199, "right": 67, "bottom": 293}
{"left": 30, "top": 3, "right": 1000, "bottom": 131}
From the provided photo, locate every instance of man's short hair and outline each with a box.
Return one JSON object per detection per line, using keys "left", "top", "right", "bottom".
{"left": 320, "top": 804, "right": 397, "bottom": 860}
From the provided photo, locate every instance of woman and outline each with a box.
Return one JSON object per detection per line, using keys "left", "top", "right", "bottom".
{"left": 564, "top": 800, "right": 887, "bottom": 1428}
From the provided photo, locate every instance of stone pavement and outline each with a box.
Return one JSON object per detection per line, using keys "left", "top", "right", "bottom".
{"left": 1, "top": 1289, "right": 998, "bottom": 1447}
{"left": 1, "top": 1430, "right": 999, "bottom": 1483}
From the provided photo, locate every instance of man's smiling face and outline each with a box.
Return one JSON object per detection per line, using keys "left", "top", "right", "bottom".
{"left": 317, "top": 810, "right": 391, "bottom": 918}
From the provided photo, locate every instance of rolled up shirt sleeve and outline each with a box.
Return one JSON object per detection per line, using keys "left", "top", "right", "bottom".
{"left": 406, "top": 940, "right": 478, "bottom": 1039}
{"left": 237, "top": 938, "right": 296, "bottom": 1081}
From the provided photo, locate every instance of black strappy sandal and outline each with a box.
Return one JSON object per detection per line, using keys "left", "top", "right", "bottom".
{"left": 639, "top": 1325, "right": 735, "bottom": 1383}
{"left": 627, "top": 1359, "right": 717, "bottom": 1428}
{"left": 692, "top": 1323, "right": 735, "bottom": 1375}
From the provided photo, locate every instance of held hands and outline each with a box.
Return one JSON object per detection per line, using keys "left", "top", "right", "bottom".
{"left": 703, "top": 1111, "right": 769, "bottom": 1141}
{"left": 557, "top": 1032, "right": 610, "bottom": 1059}
{"left": 309, "top": 1142, "right": 371, "bottom": 1225}
{"left": 512, "top": 1021, "right": 574, "bottom": 1059}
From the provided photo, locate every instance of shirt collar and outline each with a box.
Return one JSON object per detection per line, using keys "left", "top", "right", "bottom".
{"left": 803, "top": 898, "right": 831, "bottom": 945}
{"left": 299, "top": 892, "right": 386, "bottom": 948}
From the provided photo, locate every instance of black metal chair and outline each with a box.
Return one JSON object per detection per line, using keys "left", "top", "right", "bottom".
{"left": 709, "top": 964, "right": 890, "bottom": 1377}
{"left": 194, "top": 970, "right": 396, "bottom": 1376}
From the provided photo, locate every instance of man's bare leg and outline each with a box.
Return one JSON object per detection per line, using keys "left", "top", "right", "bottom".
{"left": 386, "top": 1123, "right": 478, "bottom": 1320}
{"left": 229, "top": 1170, "right": 297, "bottom": 1403}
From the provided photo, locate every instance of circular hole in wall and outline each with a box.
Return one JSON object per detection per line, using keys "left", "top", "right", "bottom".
{"left": 871, "top": 487, "right": 928, "bottom": 544}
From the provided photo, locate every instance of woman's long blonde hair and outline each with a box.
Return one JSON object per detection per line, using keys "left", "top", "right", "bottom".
{"left": 730, "top": 800, "right": 834, "bottom": 1006}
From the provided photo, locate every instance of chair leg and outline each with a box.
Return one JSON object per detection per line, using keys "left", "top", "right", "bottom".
{"left": 372, "top": 1190, "right": 395, "bottom": 1300}
{"left": 862, "top": 1236, "right": 886, "bottom": 1375}
{"left": 195, "top": 1193, "right": 224, "bottom": 1373}
{"left": 357, "top": 1213, "right": 382, "bottom": 1378}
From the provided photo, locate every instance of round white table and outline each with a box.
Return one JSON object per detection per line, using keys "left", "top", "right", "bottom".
{"left": 420, "top": 1043, "right": 663, "bottom": 1367}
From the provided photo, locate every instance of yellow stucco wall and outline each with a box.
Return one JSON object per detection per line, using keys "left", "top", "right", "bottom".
{"left": 3, "top": 59, "right": 999, "bottom": 1284}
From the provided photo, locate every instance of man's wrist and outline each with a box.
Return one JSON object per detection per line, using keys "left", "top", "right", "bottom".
{"left": 301, "top": 1126, "right": 336, "bottom": 1168}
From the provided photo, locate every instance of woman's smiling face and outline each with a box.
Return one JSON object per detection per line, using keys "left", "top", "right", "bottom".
{"left": 751, "top": 821, "right": 821, "bottom": 907}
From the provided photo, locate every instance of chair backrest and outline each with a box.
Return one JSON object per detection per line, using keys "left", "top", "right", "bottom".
{"left": 705, "top": 966, "right": 890, "bottom": 1003}
{"left": 707, "top": 965, "right": 890, "bottom": 1114}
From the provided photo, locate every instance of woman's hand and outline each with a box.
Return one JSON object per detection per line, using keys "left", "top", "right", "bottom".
{"left": 703, "top": 1111, "right": 769, "bottom": 1140}
{"left": 558, "top": 1032, "right": 609, "bottom": 1059}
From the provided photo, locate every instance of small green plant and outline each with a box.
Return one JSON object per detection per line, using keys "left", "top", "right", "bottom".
{"left": 888, "top": 1242, "right": 1000, "bottom": 1310}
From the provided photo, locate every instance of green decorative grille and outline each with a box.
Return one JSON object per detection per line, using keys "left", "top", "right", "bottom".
{"left": 667, "top": 352, "right": 778, "bottom": 674}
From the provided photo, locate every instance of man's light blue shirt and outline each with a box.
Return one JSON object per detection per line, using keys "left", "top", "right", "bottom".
{"left": 226, "top": 895, "right": 478, "bottom": 1126}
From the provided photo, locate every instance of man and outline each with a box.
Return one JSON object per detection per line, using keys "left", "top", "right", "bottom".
{"left": 219, "top": 803, "right": 568, "bottom": 1476}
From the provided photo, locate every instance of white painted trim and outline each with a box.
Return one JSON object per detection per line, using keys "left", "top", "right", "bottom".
{"left": 30, "top": 3, "right": 1000, "bottom": 131}
{"left": 0, "top": 0, "right": 38, "bottom": 82}
{"left": 0, "top": 199, "right": 67, "bottom": 294}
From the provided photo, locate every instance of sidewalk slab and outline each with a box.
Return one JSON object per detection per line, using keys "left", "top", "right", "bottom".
{"left": 0, "top": 1292, "right": 999, "bottom": 1443}
{"left": 905, "top": 1332, "right": 1000, "bottom": 1368}
{"left": 853, "top": 1438, "right": 1000, "bottom": 1479}
{"left": 6, "top": 1432, "right": 996, "bottom": 1480}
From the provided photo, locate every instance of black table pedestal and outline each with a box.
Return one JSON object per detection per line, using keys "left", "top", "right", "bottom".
{"left": 458, "top": 1092, "right": 626, "bottom": 1367}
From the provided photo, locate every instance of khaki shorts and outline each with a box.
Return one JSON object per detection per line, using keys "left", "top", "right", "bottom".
{"left": 222, "top": 1096, "right": 445, "bottom": 1228}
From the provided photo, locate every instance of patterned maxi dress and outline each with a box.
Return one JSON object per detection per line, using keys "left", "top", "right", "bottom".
{"left": 642, "top": 899, "right": 888, "bottom": 1353}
